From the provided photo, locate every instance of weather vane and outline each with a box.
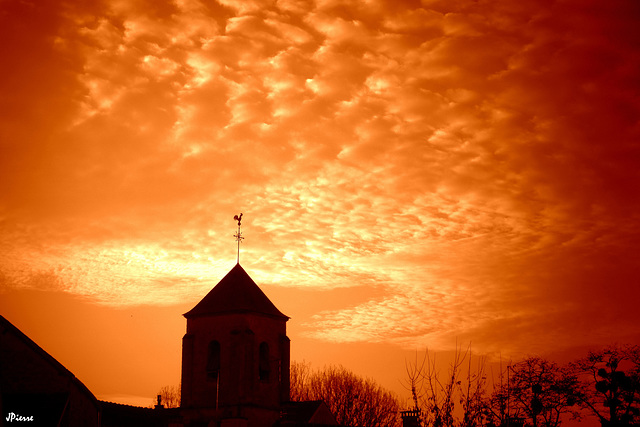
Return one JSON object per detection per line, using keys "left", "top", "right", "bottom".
{"left": 233, "top": 213, "right": 243, "bottom": 264}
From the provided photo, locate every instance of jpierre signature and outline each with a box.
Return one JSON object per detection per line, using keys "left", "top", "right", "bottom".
{"left": 5, "top": 412, "right": 34, "bottom": 422}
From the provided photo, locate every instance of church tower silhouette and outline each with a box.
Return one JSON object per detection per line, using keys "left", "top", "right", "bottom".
{"left": 180, "top": 263, "right": 290, "bottom": 427}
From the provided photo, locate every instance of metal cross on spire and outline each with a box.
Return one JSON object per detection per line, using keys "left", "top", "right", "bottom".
{"left": 233, "top": 213, "right": 243, "bottom": 264}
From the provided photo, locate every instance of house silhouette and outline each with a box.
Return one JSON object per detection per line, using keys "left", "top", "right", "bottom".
{"left": 0, "top": 314, "right": 100, "bottom": 426}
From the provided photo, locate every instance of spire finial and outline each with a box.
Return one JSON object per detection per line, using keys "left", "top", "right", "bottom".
{"left": 233, "top": 213, "right": 243, "bottom": 264}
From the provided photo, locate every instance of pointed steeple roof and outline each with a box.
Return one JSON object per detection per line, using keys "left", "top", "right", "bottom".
{"left": 184, "top": 263, "right": 288, "bottom": 320}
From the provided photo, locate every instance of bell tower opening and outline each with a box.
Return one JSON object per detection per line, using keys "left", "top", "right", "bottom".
{"left": 259, "top": 342, "right": 270, "bottom": 382}
{"left": 207, "top": 340, "right": 221, "bottom": 380}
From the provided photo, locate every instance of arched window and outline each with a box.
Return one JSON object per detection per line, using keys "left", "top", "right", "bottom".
{"left": 207, "top": 340, "right": 221, "bottom": 380}
{"left": 259, "top": 342, "right": 270, "bottom": 382}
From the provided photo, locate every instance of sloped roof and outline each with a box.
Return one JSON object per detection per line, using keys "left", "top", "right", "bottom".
{"left": 184, "top": 263, "right": 288, "bottom": 320}
{"left": 0, "top": 315, "right": 99, "bottom": 409}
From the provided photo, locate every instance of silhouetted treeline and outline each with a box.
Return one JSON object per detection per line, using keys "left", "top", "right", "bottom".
{"left": 402, "top": 343, "right": 640, "bottom": 427}
{"left": 290, "top": 361, "right": 402, "bottom": 427}
{"left": 153, "top": 344, "right": 639, "bottom": 426}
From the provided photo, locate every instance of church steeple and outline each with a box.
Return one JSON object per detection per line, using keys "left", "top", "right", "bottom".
{"left": 180, "top": 262, "right": 290, "bottom": 427}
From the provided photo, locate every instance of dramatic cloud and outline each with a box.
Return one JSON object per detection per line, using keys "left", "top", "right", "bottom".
{"left": 1, "top": 0, "right": 639, "bottom": 358}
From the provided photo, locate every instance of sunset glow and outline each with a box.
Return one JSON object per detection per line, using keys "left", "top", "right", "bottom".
{"left": 1, "top": 0, "right": 639, "bottom": 407}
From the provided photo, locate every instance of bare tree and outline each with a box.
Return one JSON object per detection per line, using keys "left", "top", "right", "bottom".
{"left": 572, "top": 344, "right": 640, "bottom": 426}
{"left": 290, "top": 361, "right": 401, "bottom": 427}
{"left": 485, "top": 360, "right": 525, "bottom": 427}
{"left": 458, "top": 350, "right": 488, "bottom": 427}
{"left": 404, "top": 350, "right": 429, "bottom": 415}
{"left": 402, "top": 344, "right": 488, "bottom": 427}
{"left": 290, "top": 359, "right": 313, "bottom": 401}
{"left": 486, "top": 381, "right": 519, "bottom": 427}
{"left": 427, "top": 349, "right": 458, "bottom": 427}
{"left": 507, "top": 357, "right": 580, "bottom": 427}
{"left": 154, "top": 384, "right": 181, "bottom": 408}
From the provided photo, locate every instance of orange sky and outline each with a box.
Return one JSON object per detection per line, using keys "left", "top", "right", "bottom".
{"left": 1, "top": 0, "right": 639, "bottom": 408}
